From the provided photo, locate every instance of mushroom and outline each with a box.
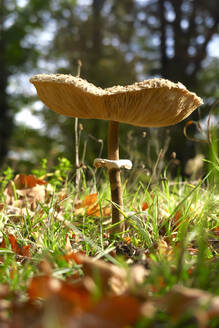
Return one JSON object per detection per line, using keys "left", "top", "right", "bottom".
{"left": 30, "top": 74, "right": 203, "bottom": 233}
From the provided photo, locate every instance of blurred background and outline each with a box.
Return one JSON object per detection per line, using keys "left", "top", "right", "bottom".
{"left": 0, "top": 0, "right": 218, "bottom": 181}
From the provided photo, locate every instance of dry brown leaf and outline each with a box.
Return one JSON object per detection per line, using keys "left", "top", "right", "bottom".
{"left": 14, "top": 174, "right": 47, "bottom": 189}
{"left": 74, "top": 193, "right": 111, "bottom": 218}
{"left": 88, "top": 295, "right": 141, "bottom": 327}
{"left": 82, "top": 193, "right": 98, "bottom": 207}
{"left": 68, "top": 294, "right": 141, "bottom": 328}
{"left": 28, "top": 275, "right": 53, "bottom": 300}
{"left": 86, "top": 203, "right": 99, "bottom": 216}
{"left": 142, "top": 201, "right": 149, "bottom": 211}
{"left": 129, "top": 264, "right": 149, "bottom": 286}
{"left": 0, "top": 285, "right": 9, "bottom": 299}
{"left": 207, "top": 296, "right": 219, "bottom": 319}
{"left": 3, "top": 174, "right": 50, "bottom": 211}
{"left": 86, "top": 204, "right": 111, "bottom": 218}
{"left": 38, "top": 259, "right": 53, "bottom": 275}
{"left": 2, "top": 234, "right": 31, "bottom": 258}
{"left": 141, "top": 301, "right": 156, "bottom": 319}
{"left": 160, "top": 285, "right": 219, "bottom": 324}
{"left": 28, "top": 274, "right": 92, "bottom": 313}
{"left": 79, "top": 255, "right": 126, "bottom": 295}
{"left": 157, "top": 238, "right": 174, "bottom": 260}
{"left": 63, "top": 252, "right": 83, "bottom": 265}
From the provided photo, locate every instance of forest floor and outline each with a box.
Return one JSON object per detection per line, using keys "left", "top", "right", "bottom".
{"left": 0, "top": 160, "right": 218, "bottom": 327}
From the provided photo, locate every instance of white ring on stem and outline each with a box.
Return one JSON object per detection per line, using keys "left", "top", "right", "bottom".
{"left": 94, "top": 158, "right": 132, "bottom": 170}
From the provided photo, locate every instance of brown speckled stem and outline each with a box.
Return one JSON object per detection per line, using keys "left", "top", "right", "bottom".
{"left": 108, "top": 121, "right": 124, "bottom": 233}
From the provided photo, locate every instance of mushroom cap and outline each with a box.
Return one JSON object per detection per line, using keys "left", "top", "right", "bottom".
{"left": 30, "top": 74, "right": 203, "bottom": 127}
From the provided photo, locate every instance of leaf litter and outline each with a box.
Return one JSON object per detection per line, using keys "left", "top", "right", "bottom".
{"left": 0, "top": 173, "right": 218, "bottom": 327}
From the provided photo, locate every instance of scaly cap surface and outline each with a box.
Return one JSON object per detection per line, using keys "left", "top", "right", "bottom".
{"left": 30, "top": 74, "right": 203, "bottom": 127}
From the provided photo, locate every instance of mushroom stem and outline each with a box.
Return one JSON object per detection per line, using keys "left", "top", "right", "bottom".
{"left": 108, "top": 121, "right": 124, "bottom": 232}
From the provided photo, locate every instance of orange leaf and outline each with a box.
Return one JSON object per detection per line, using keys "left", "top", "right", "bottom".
{"left": 142, "top": 202, "right": 149, "bottom": 211}
{"left": 90, "top": 295, "right": 140, "bottom": 327}
{"left": 188, "top": 267, "right": 194, "bottom": 275}
{"left": 28, "top": 275, "right": 51, "bottom": 300}
{"left": 214, "top": 226, "right": 219, "bottom": 236}
{"left": 8, "top": 234, "right": 21, "bottom": 254}
{"left": 28, "top": 275, "right": 91, "bottom": 310}
{"left": 57, "top": 281, "right": 91, "bottom": 310}
{"left": 14, "top": 174, "right": 47, "bottom": 189}
{"left": 123, "top": 236, "right": 131, "bottom": 243}
{"left": 63, "top": 252, "right": 82, "bottom": 264}
{"left": 172, "top": 210, "right": 182, "bottom": 228}
{"left": 86, "top": 204, "right": 111, "bottom": 218}
{"left": 7, "top": 234, "right": 31, "bottom": 257}
{"left": 21, "top": 245, "right": 31, "bottom": 257}
{"left": 82, "top": 193, "right": 98, "bottom": 207}
{"left": 86, "top": 203, "right": 99, "bottom": 216}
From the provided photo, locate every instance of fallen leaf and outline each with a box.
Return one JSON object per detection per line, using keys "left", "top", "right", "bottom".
{"left": 86, "top": 204, "right": 111, "bottom": 218}
{"left": 160, "top": 285, "right": 219, "bottom": 323}
{"left": 82, "top": 193, "right": 98, "bottom": 207}
{"left": 64, "top": 252, "right": 83, "bottom": 265}
{"left": 28, "top": 275, "right": 51, "bottom": 300}
{"left": 0, "top": 284, "right": 9, "bottom": 299}
{"left": 207, "top": 296, "right": 219, "bottom": 319}
{"left": 8, "top": 234, "right": 21, "bottom": 255}
{"left": 123, "top": 236, "right": 131, "bottom": 243}
{"left": 173, "top": 210, "right": 182, "bottom": 226}
{"left": 4, "top": 174, "right": 49, "bottom": 210}
{"left": 74, "top": 193, "right": 111, "bottom": 218}
{"left": 87, "top": 295, "right": 141, "bottom": 328}
{"left": 21, "top": 245, "right": 31, "bottom": 257}
{"left": 1, "top": 234, "right": 31, "bottom": 258}
{"left": 214, "top": 226, "right": 219, "bottom": 236}
{"left": 142, "top": 202, "right": 149, "bottom": 211}
{"left": 15, "top": 174, "right": 47, "bottom": 189}
{"left": 28, "top": 274, "right": 91, "bottom": 312}
{"left": 86, "top": 203, "right": 99, "bottom": 216}
{"left": 79, "top": 255, "right": 126, "bottom": 295}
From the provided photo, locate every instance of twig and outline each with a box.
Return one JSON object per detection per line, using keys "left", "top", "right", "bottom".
{"left": 75, "top": 117, "right": 80, "bottom": 193}
{"left": 76, "top": 59, "right": 82, "bottom": 78}
{"left": 147, "top": 148, "right": 164, "bottom": 190}
{"left": 75, "top": 60, "right": 82, "bottom": 194}
{"left": 183, "top": 99, "right": 219, "bottom": 144}
{"left": 183, "top": 120, "right": 208, "bottom": 144}
{"left": 207, "top": 99, "right": 219, "bottom": 144}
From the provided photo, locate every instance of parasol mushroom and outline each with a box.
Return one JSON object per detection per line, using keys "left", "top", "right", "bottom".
{"left": 30, "top": 74, "right": 203, "bottom": 233}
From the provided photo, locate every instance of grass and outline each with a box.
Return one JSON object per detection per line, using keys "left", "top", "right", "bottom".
{"left": 0, "top": 158, "right": 218, "bottom": 327}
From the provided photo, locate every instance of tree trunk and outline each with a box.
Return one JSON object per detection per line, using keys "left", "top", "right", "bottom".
{"left": 0, "top": 1, "right": 13, "bottom": 165}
